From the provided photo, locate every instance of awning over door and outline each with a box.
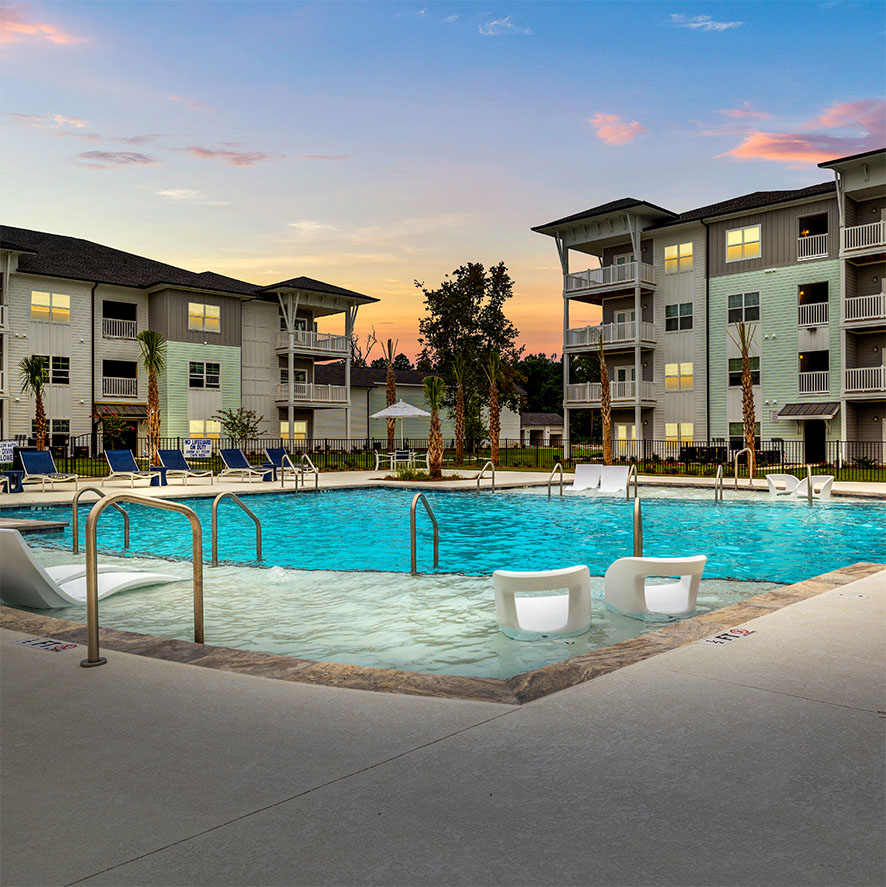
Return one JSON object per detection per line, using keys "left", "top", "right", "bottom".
{"left": 777, "top": 402, "right": 840, "bottom": 420}
{"left": 93, "top": 403, "right": 148, "bottom": 419}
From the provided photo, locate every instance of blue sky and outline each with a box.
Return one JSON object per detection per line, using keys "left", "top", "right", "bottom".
{"left": 2, "top": 0, "right": 884, "bottom": 356}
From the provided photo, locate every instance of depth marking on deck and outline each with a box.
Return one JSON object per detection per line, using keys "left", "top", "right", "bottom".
{"left": 702, "top": 628, "right": 756, "bottom": 646}
{"left": 19, "top": 637, "right": 79, "bottom": 652}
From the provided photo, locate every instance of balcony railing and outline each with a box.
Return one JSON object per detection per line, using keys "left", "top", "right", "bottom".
{"left": 276, "top": 330, "right": 349, "bottom": 353}
{"left": 798, "top": 371, "right": 829, "bottom": 395}
{"left": 0, "top": 304, "right": 7, "bottom": 330}
{"left": 845, "top": 365, "right": 886, "bottom": 394}
{"left": 843, "top": 220, "right": 886, "bottom": 252}
{"left": 797, "top": 233, "right": 828, "bottom": 261}
{"left": 102, "top": 377, "right": 138, "bottom": 397}
{"left": 798, "top": 302, "right": 829, "bottom": 327}
{"left": 845, "top": 293, "right": 886, "bottom": 322}
{"left": 564, "top": 321, "right": 656, "bottom": 349}
{"left": 565, "top": 261, "right": 656, "bottom": 294}
{"left": 102, "top": 318, "right": 137, "bottom": 339}
{"left": 276, "top": 382, "right": 349, "bottom": 404}
{"left": 565, "top": 380, "right": 656, "bottom": 404}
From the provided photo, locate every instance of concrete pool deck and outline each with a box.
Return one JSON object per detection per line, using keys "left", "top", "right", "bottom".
{"left": 1, "top": 567, "right": 884, "bottom": 886}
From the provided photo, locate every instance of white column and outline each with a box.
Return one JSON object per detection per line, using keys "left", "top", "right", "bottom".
{"left": 557, "top": 236, "right": 571, "bottom": 459}
{"left": 345, "top": 305, "right": 358, "bottom": 441}
{"left": 629, "top": 217, "right": 643, "bottom": 445}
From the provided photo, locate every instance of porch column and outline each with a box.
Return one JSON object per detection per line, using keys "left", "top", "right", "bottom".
{"left": 628, "top": 216, "right": 642, "bottom": 444}
{"left": 557, "top": 235, "right": 571, "bottom": 460}
{"left": 345, "top": 305, "right": 358, "bottom": 440}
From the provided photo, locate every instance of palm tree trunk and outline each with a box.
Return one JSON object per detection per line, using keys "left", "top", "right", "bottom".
{"left": 386, "top": 365, "right": 396, "bottom": 449}
{"left": 147, "top": 368, "right": 160, "bottom": 465}
{"left": 455, "top": 381, "right": 465, "bottom": 463}
{"left": 429, "top": 409, "right": 442, "bottom": 479}
{"left": 488, "top": 383, "right": 500, "bottom": 466}
{"left": 600, "top": 362, "right": 612, "bottom": 466}
{"left": 34, "top": 395, "right": 47, "bottom": 451}
{"left": 742, "top": 354, "right": 756, "bottom": 478}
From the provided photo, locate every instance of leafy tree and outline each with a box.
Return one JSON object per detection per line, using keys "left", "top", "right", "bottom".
{"left": 136, "top": 330, "right": 166, "bottom": 464}
{"left": 215, "top": 407, "right": 264, "bottom": 444}
{"left": 19, "top": 355, "right": 48, "bottom": 450}
{"left": 392, "top": 353, "right": 413, "bottom": 371}
{"left": 423, "top": 376, "right": 445, "bottom": 479}
{"left": 451, "top": 355, "right": 467, "bottom": 463}
{"left": 517, "top": 353, "right": 563, "bottom": 414}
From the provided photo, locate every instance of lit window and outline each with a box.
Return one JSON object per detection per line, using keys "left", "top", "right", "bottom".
{"left": 664, "top": 242, "right": 693, "bottom": 273}
{"left": 188, "top": 302, "right": 221, "bottom": 332}
{"left": 665, "top": 422, "right": 694, "bottom": 444}
{"left": 726, "top": 225, "right": 761, "bottom": 262}
{"left": 665, "top": 362, "right": 694, "bottom": 391}
{"left": 31, "top": 291, "right": 70, "bottom": 323}
{"left": 665, "top": 302, "right": 694, "bottom": 331}
{"left": 727, "top": 292, "right": 760, "bottom": 324}
{"left": 280, "top": 421, "right": 308, "bottom": 441}
{"left": 188, "top": 420, "right": 221, "bottom": 439}
{"left": 188, "top": 361, "right": 221, "bottom": 389}
{"left": 729, "top": 357, "right": 760, "bottom": 387}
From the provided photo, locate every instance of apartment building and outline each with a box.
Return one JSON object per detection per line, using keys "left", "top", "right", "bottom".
{"left": 0, "top": 227, "right": 378, "bottom": 449}
{"left": 532, "top": 148, "right": 886, "bottom": 458}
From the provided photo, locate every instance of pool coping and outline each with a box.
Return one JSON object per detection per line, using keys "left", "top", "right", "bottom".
{"left": 2, "top": 561, "right": 883, "bottom": 705}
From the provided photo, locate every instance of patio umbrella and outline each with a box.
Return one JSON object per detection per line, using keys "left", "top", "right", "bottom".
{"left": 370, "top": 399, "right": 431, "bottom": 447}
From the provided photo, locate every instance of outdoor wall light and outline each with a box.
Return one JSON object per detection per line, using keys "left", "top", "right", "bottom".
{"left": 873, "top": 346, "right": 880, "bottom": 353}
{"left": 874, "top": 416, "right": 880, "bottom": 423}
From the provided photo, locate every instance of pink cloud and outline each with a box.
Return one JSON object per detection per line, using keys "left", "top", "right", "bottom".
{"left": 169, "top": 94, "right": 214, "bottom": 112}
{"left": 804, "top": 98, "right": 884, "bottom": 132}
{"left": 77, "top": 151, "right": 159, "bottom": 170}
{"left": 589, "top": 113, "right": 646, "bottom": 145}
{"left": 717, "top": 101, "right": 772, "bottom": 119}
{"left": 182, "top": 145, "right": 283, "bottom": 166}
{"left": 0, "top": 6, "right": 85, "bottom": 44}
{"left": 5, "top": 111, "right": 86, "bottom": 128}
{"left": 300, "top": 154, "right": 347, "bottom": 161}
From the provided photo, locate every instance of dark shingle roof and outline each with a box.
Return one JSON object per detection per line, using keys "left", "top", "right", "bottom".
{"left": 314, "top": 364, "right": 435, "bottom": 388}
{"left": 777, "top": 402, "right": 840, "bottom": 419}
{"left": 531, "top": 198, "right": 676, "bottom": 232}
{"left": 521, "top": 412, "right": 564, "bottom": 426}
{"left": 256, "top": 276, "right": 377, "bottom": 302}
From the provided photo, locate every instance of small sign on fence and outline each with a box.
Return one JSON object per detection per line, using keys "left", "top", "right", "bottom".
{"left": 0, "top": 440, "right": 16, "bottom": 463}
{"left": 183, "top": 439, "right": 213, "bottom": 459}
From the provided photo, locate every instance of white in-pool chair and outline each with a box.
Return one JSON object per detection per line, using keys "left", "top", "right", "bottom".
{"left": 766, "top": 473, "right": 800, "bottom": 497}
{"left": 493, "top": 565, "right": 591, "bottom": 640}
{"left": 0, "top": 529, "right": 177, "bottom": 609}
{"left": 570, "top": 464, "right": 601, "bottom": 491}
{"left": 795, "top": 475, "right": 834, "bottom": 500}
{"left": 598, "top": 465, "right": 630, "bottom": 494}
{"left": 604, "top": 556, "right": 707, "bottom": 622}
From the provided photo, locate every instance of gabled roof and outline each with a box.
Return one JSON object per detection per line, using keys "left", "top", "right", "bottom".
{"left": 531, "top": 198, "right": 676, "bottom": 233}
{"left": 521, "top": 412, "right": 563, "bottom": 426}
{"left": 315, "top": 364, "right": 434, "bottom": 388}
{"left": 256, "top": 276, "right": 377, "bottom": 302}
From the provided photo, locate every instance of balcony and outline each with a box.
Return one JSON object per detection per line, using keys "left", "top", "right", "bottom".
{"left": 842, "top": 220, "right": 886, "bottom": 254}
{"left": 797, "top": 233, "right": 829, "bottom": 261}
{"left": 845, "top": 365, "right": 886, "bottom": 394}
{"left": 102, "top": 376, "right": 138, "bottom": 397}
{"left": 845, "top": 293, "right": 886, "bottom": 323}
{"left": 276, "top": 329, "right": 349, "bottom": 356}
{"left": 798, "top": 371, "right": 829, "bottom": 395}
{"left": 276, "top": 382, "right": 349, "bottom": 405}
{"left": 798, "top": 302, "right": 829, "bottom": 327}
{"left": 564, "top": 321, "right": 656, "bottom": 351}
{"left": 565, "top": 261, "right": 656, "bottom": 298}
{"left": 102, "top": 318, "right": 137, "bottom": 339}
{"left": 565, "top": 380, "right": 656, "bottom": 405}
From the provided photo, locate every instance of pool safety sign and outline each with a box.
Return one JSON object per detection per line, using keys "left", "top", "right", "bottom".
{"left": 19, "top": 637, "right": 79, "bottom": 652}
{"left": 702, "top": 628, "right": 756, "bottom": 646}
{"left": 184, "top": 438, "right": 213, "bottom": 458}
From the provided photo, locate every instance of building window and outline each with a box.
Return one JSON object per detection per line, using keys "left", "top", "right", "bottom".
{"left": 36, "top": 355, "right": 70, "bottom": 385}
{"left": 726, "top": 225, "right": 761, "bottom": 262}
{"left": 727, "top": 291, "right": 760, "bottom": 324}
{"left": 729, "top": 357, "right": 760, "bottom": 387}
{"left": 664, "top": 242, "right": 693, "bottom": 273}
{"left": 188, "top": 361, "right": 220, "bottom": 389}
{"left": 665, "top": 422, "right": 694, "bottom": 444}
{"left": 665, "top": 302, "right": 693, "bottom": 331}
{"left": 188, "top": 302, "right": 220, "bottom": 333}
{"left": 31, "top": 291, "right": 70, "bottom": 323}
{"left": 729, "top": 422, "right": 761, "bottom": 450}
{"left": 279, "top": 369, "right": 307, "bottom": 385}
{"left": 280, "top": 420, "right": 308, "bottom": 441}
{"left": 32, "top": 418, "right": 70, "bottom": 447}
{"left": 279, "top": 314, "right": 308, "bottom": 332}
{"left": 665, "top": 362, "right": 694, "bottom": 391}
{"left": 188, "top": 420, "right": 221, "bottom": 439}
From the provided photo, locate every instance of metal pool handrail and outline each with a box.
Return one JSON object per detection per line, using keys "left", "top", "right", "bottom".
{"left": 301, "top": 454, "right": 319, "bottom": 492}
{"left": 71, "top": 486, "right": 130, "bottom": 554}
{"left": 734, "top": 447, "right": 753, "bottom": 488}
{"left": 477, "top": 461, "right": 496, "bottom": 493}
{"left": 80, "top": 493, "right": 204, "bottom": 668}
{"left": 633, "top": 497, "right": 643, "bottom": 557}
{"left": 280, "top": 453, "right": 298, "bottom": 490}
{"left": 410, "top": 492, "right": 439, "bottom": 575}
{"left": 626, "top": 463, "right": 639, "bottom": 500}
{"left": 211, "top": 492, "right": 262, "bottom": 566}
{"left": 714, "top": 464, "right": 725, "bottom": 502}
{"left": 548, "top": 462, "right": 563, "bottom": 498}
{"left": 806, "top": 464, "right": 813, "bottom": 507}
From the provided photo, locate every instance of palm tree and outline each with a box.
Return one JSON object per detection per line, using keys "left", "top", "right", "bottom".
{"left": 596, "top": 338, "right": 612, "bottom": 465}
{"left": 381, "top": 338, "right": 398, "bottom": 450}
{"left": 19, "top": 356, "right": 49, "bottom": 451}
{"left": 136, "top": 330, "right": 167, "bottom": 465}
{"left": 484, "top": 352, "right": 502, "bottom": 466}
{"left": 728, "top": 321, "right": 757, "bottom": 478}
{"left": 451, "top": 355, "right": 467, "bottom": 464}
{"left": 423, "top": 376, "right": 445, "bottom": 479}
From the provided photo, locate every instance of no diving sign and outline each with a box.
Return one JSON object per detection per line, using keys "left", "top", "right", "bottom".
{"left": 19, "top": 637, "right": 79, "bottom": 652}
{"left": 703, "top": 628, "right": 756, "bottom": 646}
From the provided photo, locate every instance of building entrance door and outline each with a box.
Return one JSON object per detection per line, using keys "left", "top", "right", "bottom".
{"left": 803, "top": 420, "right": 826, "bottom": 464}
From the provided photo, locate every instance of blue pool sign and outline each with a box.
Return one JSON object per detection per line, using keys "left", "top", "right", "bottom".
{"left": 0, "top": 440, "right": 15, "bottom": 463}
{"left": 183, "top": 439, "right": 213, "bottom": 458}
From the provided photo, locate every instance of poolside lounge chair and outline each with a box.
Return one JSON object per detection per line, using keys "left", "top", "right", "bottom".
{"left": 766, "top": 473, "right": 800, "bottom": 496}
{"left": 604, "top": 555, "right": 707, "bottom": 621}
{"left": 263, "top": 448, "right": 300, "bottom": 482}
{"left": 0, "top": 529, "right": 176, "bottom": 609}
{"left": 219, "top": 448, "right": 266, "bottom": 482}
{"left": 493, "top": 565, "right": 591, "bottom": 640}
{"left": 598, "top": 465, "right": 630, "bottom": 494}
{"left": 570, "top": 464, "right": 601, "bottom": 491}
{"left": 104, "top": 450, "right": 159, "bottom": 487}
{"left": 158, "top": 449, "right": 214, "bottom": 485}
{"left": 20, "top": 450, "right": 80, "bottom": 492}
{"left": 795, "top": 475, "right": 834, "bottom": 501}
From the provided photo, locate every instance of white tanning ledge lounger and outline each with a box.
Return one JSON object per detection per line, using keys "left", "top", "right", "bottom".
{"left": 598, "top": 465, "right": 630, "bottom": 494}
{"left": 570, "top": 464, "right": 601, "bottom": 491}
{"left": 0, "top": 529, "right": 177, "bottom": 609}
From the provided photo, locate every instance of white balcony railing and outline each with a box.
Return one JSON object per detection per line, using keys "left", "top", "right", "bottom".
{"left": 565, "top": 261, "right": 656, "bottom": 294}
{"left": 102, "top": 376, "right": 138, "bottom": 397}
{"left": 276, "top": 329, "right": 349, "bottom": 353}
{"left": 102, "top": 318, "right": 137, "bottom": 339}
{"left": 843, "top": 220, "right": 886, "bottom": 252}
{"left": 798, "top": 302, "right": 829, "bottom": 327}
{"left": 0, "top": 304, "right": 7, "bottom": 330}
{"left": 845, "top": 365, "right": 886, "bottom": 393}
{"left": 276, "top": 382, "right": 349, "bottom": 404}
{"left": 565, "top": 380, "right": 656, "bottom": 403}
{"left": 845, "top": 293, "right": 886, "bottom": 322}
{"left": 798, "top": 371, "right": 829, "bottom": 395}
{"left": 564, "top": 321, "right": 656, "bottom": 349}
{"left": 797, "top": 233, "right": 828, "bottom": 261}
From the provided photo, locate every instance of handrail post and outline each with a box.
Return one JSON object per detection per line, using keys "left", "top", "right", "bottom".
{"left": 211, "top": 492, "right": 262, "bottom": 566}
{"left": 477, "top": 460, "right": 495, "bottom": 493}
{"left": 633, "top": 497, "right": 643, "bottom": 557}
{"left": 72, "top": 486, "right": 130, "bottom": 554}
{"left": 410, "top": 492, "right": 439, "bottom": 574}
{"left": 734, "top": 447, "right": 752, "bottom": 489}
{"left": 301, "top": 453, "right": 319, "bottom": 492}
{"left": 714, "top": 464, "right": 724, "bottom": 502}
{"left": 547, "top": 462, "right": 564, "bottom": 499}
{"left": 806, "top": 464, "right": 813, "bottom": 507}
{"left": 626, "top": 463, "right": 638, "bottom": 500}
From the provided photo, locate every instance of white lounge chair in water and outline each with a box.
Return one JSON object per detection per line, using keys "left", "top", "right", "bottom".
{"left": 795, "top": 475, "right": 834, "bottom": 500}
{"left": 493, "top": 565, "right": 591, "bottom": 640}
{"left": 598, "top": 465, "right": 630, "bottom": 494}
{"left": 604, "top": 556, "right": 707, "bottom": 621}
{"left": 0, "top": 529, "right": 177, "bottom": 609}
{"left": 570, "top": 464, "right": 601, "bottom": 491}
{"left": 766, "top": 474, "right": 800, "bottom": 496}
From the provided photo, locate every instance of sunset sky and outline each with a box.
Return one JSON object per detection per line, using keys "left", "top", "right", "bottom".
{"left": 3, "top": 1, "right": 884, "bottom": 359}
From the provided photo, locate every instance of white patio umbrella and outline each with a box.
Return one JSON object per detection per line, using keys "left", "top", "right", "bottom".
{"left": 370, "top": 399, "right": 430, "bottom": 447}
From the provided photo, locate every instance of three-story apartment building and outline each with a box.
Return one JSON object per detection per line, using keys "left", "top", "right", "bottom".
{"left": 0, "top": 227, "right": 378, "bottom": 449}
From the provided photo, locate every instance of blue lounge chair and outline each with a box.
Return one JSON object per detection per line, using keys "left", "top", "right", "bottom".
{"left": 219, "top": 448, "right": 266, "bottom": 482}
{"left": 104, "top": 449, "right": 159, "bottom": 487}
{"left": 263, "top": 447, "right": 300, "bottom": 483}
{"left": 158, "top": 449, "right": 214, "bottom": 485}
{"left": 20, "top": 450, "right": 80, "bottom": 492}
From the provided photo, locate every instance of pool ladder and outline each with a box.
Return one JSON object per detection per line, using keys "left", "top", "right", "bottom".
{"left": 211, "top": 492, "right": 262, "bottom": 566}
{"left": 477, "top": 461, "right": 495, "bottom": 493}
{"left": 71, "top": 486, "right": 130, "bottom": 554}
{"left": 633, "top": 496, "right": 643, "bottom": 557}
{"left": 734, "top": 447, "right": 754, "bottom": 488}
{"left": 548, "top": 462, "right": 563, "bottom": 498}
{"left": 410, "top": 493, "right": 439, "bottom": 575}
{"left": 714, "top": 464, "right": 725, "bottom": 501}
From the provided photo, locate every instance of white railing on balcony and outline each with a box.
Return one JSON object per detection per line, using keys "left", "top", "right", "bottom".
{"left": 276, "top": 330, "right": 349, "bottom": 353}
{"left": 845, "top": 293, "right": 886, "bottom": 322}
{"left": 565, "top": 380, "right": 656, "bottom": 403}
{"left": 798, "top": 302, "right": 829, "bottom": 327}
{"left": 565, "top": 261, "right": 656, "bottom": 294}
{"left": 798, "top": 371, "right": 829, "bottom": 395}
{"left": 843, "top": 220, "right": 886, "bottom": 252}
{"left": 845, "top": 365, "right": 886, "bottom": 393}
{"left": 0, "top": 304, "right": 7, "bottom": 330}
{"left": 797, "top": 233, "right": 828, "bottom": 261}
{"left": 102, "top": 377, "right": 138, "bottom": 397}
{"left": 102, "top": 318, "right": 137, "bottom": 339}
{"left": 276, "top": 382, "right": 349, "bottom": 404}
{"left": 564, "top": 321, "right": 656, "bottom": 349}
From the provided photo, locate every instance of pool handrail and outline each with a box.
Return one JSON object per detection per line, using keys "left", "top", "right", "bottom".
{"left": 301, "top": 453, "right": 319, "bottom": 492}
{"left": 211, "top": 492, "right": 262, "bottom": 566}
{"left": 806, "top": 464, "right": 813, "bottom": 507}
{"left": 548, "top": 462, "right": 563, "bottom": 498}
{"left": 80, "top": 493, "right": 204, "bottom": 668}
{"left": 633, "top": 496, "right": 643, "bottom": 557}
{"left": 714, "top": 464, "right": 725, "bottom": 502}
{"left": 626, "top": 464, "right": 639, "bottom": 500}
{"left": 734, "top": 447, "right": 754, "bottom": 488}
{"left": 71, "top": 486, "right": 130, "bottom": 554}
{"left": 410, "top": 492, "right": 439, "bottom": 574}
{"left": 477, "top": 461, "right": 496, "bottom": 493}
